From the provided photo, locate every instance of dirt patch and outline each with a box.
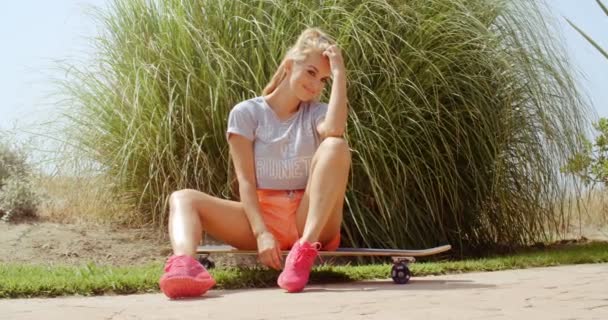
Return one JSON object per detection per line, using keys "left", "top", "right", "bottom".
{"left": 0, "top": 221, "right": 173, "bottom": 267}
{"left": 0, "top": 220, "right": 256, "bottom": 268}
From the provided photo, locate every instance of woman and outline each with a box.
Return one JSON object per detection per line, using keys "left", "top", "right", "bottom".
{"left": 159, "top": 27, "right": 350, "bottom": 299}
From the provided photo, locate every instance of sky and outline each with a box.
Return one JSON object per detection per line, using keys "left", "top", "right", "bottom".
{"left": 0, "top": 1, "right": 107, "bottom": 144}
{"left": 0, "top": 0, "right": 607, "bottom": 158}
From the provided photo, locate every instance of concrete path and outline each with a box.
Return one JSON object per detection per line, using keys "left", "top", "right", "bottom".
{"left": 2, "top": 263, "right": 607, "bottom": 319}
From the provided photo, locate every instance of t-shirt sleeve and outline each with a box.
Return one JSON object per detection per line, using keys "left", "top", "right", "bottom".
{"left": 226, "top": 102, "right": 256, "bottom": 141}
{"left": 312, "top": 102, "right": 329, "bottom": 129}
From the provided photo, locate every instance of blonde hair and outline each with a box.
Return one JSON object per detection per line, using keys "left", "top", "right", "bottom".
{"left": 262, "top": 28, "right": 335, "bottom": 95}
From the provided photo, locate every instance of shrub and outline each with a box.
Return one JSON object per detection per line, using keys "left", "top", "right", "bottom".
{"left": 0, "top": 141, "right": 40, "bottom": 222}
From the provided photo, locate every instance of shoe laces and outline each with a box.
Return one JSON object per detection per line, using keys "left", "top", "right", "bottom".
{"left": 293, "top": 242, "right": 321, "bottom": 266}
{"left": 164, "top": 255, "right": 193, "bottom": 272}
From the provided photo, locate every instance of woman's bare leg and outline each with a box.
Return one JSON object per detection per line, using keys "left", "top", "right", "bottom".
{"left": 169, "top": 189, "right": 257, "bottom": 257}
{"left": 296, "top": 137, "right": 351, "bottom": 245}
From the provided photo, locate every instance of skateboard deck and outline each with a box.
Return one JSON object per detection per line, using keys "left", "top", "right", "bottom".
{"left": 196, "top": 244, "right": 451, "bottom": 284}
{"left": 196, "top": 244, "right": 451, "bottom": 257}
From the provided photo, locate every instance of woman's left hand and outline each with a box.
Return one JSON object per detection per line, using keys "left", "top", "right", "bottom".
{"left": 323, "top": 45, "right": 345, "bottom": 76}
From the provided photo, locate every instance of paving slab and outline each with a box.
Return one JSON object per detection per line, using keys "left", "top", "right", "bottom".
{"left": 1, "top": 263, "right": 607, "bottom": 320}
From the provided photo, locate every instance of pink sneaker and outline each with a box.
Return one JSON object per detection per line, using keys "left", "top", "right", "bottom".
{"left": 159, "top": 255, "right": 216, "bottom": 299}
{"left": 277, "top": 240, "right": 321, "bottom": 293}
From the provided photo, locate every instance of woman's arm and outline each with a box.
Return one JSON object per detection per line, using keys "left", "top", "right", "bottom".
{"left": 228, "top": 134, "right": 282, "bottom": 270}
{"left": 228, "top": 134, "right": 266, "bottom": 236}
{"left": 318, "top": 45, "right": 348, "bottom": 138}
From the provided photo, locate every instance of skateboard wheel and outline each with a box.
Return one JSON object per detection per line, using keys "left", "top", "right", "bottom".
{"left": 198, "top": 257, "right": 215, "bottom": 269}
{"left": 391, "top": 262, "right": 411, "bottom": 284}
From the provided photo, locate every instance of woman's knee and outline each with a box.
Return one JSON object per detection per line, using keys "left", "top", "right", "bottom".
{"left": 319, "top": 137, "right": 351, "bottom": 163}
{"left": 169, "top": 189, "right": 203, "bottom": 210}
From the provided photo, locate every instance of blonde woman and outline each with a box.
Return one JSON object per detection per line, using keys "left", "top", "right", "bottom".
{"left": 159, "top": 28, "right": 350, "bottom": 299}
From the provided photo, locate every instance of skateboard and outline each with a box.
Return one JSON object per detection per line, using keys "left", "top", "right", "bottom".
{"left": 196, "top": 244, "right": 451, "bottom": 284}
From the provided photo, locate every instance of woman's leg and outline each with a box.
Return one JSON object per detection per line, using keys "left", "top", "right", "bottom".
{"left": 277, "top": 137, "right": 350, "bottom": 292}
{"left": 295, "top": 137, "right": 351, "bottom": 246}
{"left": 168, "top": 189, "right": 257, "bottom": 257}
{"left": 162, "top": 190, "right": 256, "bottom": 299}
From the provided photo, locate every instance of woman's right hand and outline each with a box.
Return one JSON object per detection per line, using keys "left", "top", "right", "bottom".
{"left": 256, "top": 231, "right": 283, "bottom": 270}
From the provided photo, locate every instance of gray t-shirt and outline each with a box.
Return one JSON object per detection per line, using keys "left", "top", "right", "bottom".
{"left": 226, "top": 96, "right": 328, "bottom": 190}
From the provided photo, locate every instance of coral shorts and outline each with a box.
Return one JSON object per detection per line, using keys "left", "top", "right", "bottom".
{"left": 256, "top": 189, "right": 340, "bottom": 251}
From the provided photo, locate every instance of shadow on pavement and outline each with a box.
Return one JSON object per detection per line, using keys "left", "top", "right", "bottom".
{"left": 303, "top": 279, "right": 495, "bottom": 293}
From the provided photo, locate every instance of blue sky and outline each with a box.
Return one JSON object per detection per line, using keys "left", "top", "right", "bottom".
{"left": 0, "top": 1, "right": 106, "bottom": 135}
{"left": 1, "top": 0, "right": 607, "bottom": 140}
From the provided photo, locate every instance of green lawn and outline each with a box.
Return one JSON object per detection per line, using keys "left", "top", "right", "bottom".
{"left": 1, "top": 241, "right": 607, "bottom": 298}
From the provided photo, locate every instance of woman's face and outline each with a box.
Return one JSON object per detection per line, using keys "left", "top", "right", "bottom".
{"left": 286, "top": 52, "right": 332, "bottom": 101}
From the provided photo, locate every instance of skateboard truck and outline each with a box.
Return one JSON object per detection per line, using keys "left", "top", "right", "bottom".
{"left": 198, "top": 254, "right": 215, "bottom": 270}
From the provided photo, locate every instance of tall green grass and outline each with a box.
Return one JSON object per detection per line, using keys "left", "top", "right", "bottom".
{"left": 60, "top": 0, "right": 589, "bottom": 254}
